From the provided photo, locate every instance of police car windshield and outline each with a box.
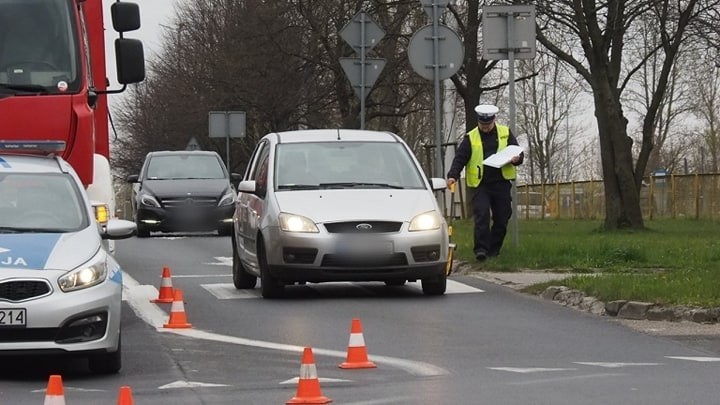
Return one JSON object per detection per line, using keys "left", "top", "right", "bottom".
{"left": 0, "top": 173, "right": 87, "bottom": 232}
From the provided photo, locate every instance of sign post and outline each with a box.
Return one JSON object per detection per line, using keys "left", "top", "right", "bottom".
{"left": 208, "top": 111, "right": 246, "bottom": 171}
{"left": 339, "top": 10, "right": 386, "bottom": 129}
{"left": 482, "top": 4, "right": 536, "bottom": 248}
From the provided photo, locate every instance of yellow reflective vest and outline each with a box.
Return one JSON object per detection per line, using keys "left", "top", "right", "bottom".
{"left": 465, "top": 124, "right": 517, "bottom": 187}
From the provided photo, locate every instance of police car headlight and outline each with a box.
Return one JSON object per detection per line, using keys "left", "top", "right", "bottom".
{"left": 139, "top": 192, "right": 160, "bottom": 208}
{"left": 279, "top": 213, "right": 319, "bottom": 233}
{"left": 218, "top": 190, "right": 236, "bottom": 206}
{"left": 58, "top": 259, "right": 107, "bottom": 292}
{"left": 409, "top": 211, "right": 443, "bottom": 231}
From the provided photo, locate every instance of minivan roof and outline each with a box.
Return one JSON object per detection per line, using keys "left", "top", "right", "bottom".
{"left": 272, "top": 129, "right": 402, "bottom": 144}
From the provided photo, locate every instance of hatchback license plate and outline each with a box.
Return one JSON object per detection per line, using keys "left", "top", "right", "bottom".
{"left": 0, "top": 308, "right": 26, "bottom": 327}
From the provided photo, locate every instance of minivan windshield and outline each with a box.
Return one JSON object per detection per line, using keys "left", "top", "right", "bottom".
{"left": 275, "top": 142, "right": 427, "bottom": 190}
{"left": 145, "top": 154, "right": 227, "bottom": 180}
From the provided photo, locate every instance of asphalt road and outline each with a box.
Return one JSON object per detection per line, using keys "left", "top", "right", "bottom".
{"left": 2, "top": 233, "right": 719, "bottom": 404}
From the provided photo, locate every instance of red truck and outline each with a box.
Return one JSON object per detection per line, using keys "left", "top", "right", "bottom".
{"left": 0, "top": 0, "right": 145, "bottom": 214}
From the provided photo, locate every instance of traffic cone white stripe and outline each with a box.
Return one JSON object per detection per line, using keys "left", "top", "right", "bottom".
{"left": 299, "top": 363, "right": 319, "bottom": 379}
{"left": 160, "top": 277, "right": 172, "bottom": 287}
{"left": 170, "top": 299, "right": 185, "bottom": 313}
{"left": 348, "top": 333, "right": 365, "bottom": 347}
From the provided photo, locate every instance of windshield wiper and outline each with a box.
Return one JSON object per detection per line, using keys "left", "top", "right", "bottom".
{"left": 0, "top": 83, "right": 49, "bottom": 94}
{"left": 319, "top": 182, "right": 404, "bottom": 189}
{"left": 278, "top": 184, "right": 321, "bottom": 190}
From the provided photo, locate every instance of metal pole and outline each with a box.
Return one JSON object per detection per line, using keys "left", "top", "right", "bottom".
{"left": 565, "top": 111, "right": 570, "bottom": 181}
{"left": 508, "top": 13, "right": 519, "bottom": 248}
{"left": 225, "top": 112, "right": 231, "bottom": 171}
{"left": 432, "top": 1, "right": 445, "bottom": 214}
{"left": 360, "top": 13, "right": 366, "bottom": 130}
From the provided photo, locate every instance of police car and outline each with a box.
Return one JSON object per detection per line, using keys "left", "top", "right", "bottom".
{"left": 0, "top": 141, "right": 136, "bottom": 374}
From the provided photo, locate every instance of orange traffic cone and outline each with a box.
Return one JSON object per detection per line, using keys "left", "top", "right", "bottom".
{"left": 287, "top": 347, "right": 332, "bottom": 404}
{"left": 43, "top": 374, "right": 66, "bottom": 405}
{"left": 151, "top": 266, "right": 175, "bottom": 303}
{"left": 163, "top": 288, "right": 192, "bottom": 328}
{"left": 117, "top": 385, "right": 134, "bottom": 405}
{"left": 338, "top": 318, "right": 376, "bottom": 369}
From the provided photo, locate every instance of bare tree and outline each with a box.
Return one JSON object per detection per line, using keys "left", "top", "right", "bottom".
{"left": 535, "top": 0, "right": 713, "bottom": 230}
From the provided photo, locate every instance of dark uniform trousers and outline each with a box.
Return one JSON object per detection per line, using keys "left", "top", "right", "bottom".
{"left": 471, "top": 180, "right": 512, "bottom": 256}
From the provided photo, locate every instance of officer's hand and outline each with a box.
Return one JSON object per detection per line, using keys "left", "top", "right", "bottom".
{"left": 510, "top": 155, "right": 521, "bottom": 164}
{"left": 447, "top": 178, "right": 456, "bottom": 187}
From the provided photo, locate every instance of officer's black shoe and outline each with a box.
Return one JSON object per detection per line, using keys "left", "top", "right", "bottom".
{"left": 475, "top": 251, "right": 488, "bottom": 261}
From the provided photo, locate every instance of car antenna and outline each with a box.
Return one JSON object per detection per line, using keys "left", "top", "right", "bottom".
{"left": 337, "top": 128, "right": 341, "bottom": 140}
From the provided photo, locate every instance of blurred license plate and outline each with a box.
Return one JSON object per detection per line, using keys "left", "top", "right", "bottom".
{"left": 0, "top": 308, "right": 26, "bottom": 327}
{"left": 337, "top": 239, "right": 393, "bottom": 255}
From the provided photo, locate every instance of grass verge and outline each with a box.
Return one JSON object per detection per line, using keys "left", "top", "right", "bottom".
{"left": 450, "top": 219, "right": 720, "bottom": 307}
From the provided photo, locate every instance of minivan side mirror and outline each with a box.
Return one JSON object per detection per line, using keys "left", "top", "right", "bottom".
{"left": 237, "top": 180, "right": 257, "bottom": 194}
{"left": 126, "top": 174, "right": 139, "bottom": 183}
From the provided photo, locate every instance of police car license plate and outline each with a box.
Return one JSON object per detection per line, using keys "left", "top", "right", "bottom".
{"left": 0, "top": 308, "right": 26, "bottom": 327}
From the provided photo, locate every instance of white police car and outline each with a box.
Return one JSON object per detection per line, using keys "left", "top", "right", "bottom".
{"left": 0, "top": 141, "right": 136, "bottom": 374}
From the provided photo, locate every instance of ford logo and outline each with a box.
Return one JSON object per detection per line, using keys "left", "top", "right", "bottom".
{"left": 356, "top": 223, "right": 373, "bottom": 231}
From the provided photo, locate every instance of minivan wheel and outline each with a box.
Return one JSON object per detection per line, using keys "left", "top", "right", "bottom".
{"left": 258, "top": 240, "right": 284, "bottom": 299}
{"left": 421, "top": 273, "right": 447, "bottom": 296}
{"left": 232, "top": 236, "right": 257, "bottom": 289}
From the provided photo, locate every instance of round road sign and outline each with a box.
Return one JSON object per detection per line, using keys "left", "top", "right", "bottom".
{"left": 408, "top": 24, "right": 464, "bottom": 81}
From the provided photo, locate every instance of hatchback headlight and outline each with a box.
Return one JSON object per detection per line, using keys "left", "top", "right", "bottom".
{"left": 139, "top": 192, "right": 160, "bottom": 208}
{"left": 218, "top": 190, "right": 236, "bottom": 206}
{"left": 279, "top": 213, "right": 319, "bottom": 233}
{"left": 409, "top": 211, "right": 443, "bottom": 231}
{"left": 58, "top": 256, "right": 108, "bottom": 292}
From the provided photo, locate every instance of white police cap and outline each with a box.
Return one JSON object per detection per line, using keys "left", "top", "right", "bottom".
{"left": 474, "top": 104, "right": 499, "bottom": 121}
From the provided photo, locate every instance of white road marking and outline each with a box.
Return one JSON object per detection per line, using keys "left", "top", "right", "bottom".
{"left": 32, "top": 387, "right": 106, "bottom": 393}
{"left": 279, "top": 377, "right": 352, "bottom": 384}
{"left": 173, "top": 274, "right": 230, "bottom": 278}
{"left": 122, "top": 274, "right": 449, "bottom": 377}
{"left": 665, "top": 356, "right": 720, "bottom": 362}
{"left": 487, "top": 367, "right": 577, "bottom": 373}
{"left": 201, "top": 280, "right": 482, "bottom": 299}
{"left": 204, "top": 257, "right": 232, "bottom": 266}
{"left": 158, "top": 380, "right": 231, "bottom": 389}
{"left": 573, "top": 362, "right": 661, "bottom": 368}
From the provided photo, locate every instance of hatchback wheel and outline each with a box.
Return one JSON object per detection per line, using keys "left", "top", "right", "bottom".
{"left": 232, "top": 236, "right": 257, "bottom": 289}
{"left": 136, "top": 222, "right": 150, "bottom": 238}
{"left": 258, "top": 239, "right": 284, "bottom": 298}
{"left": 421, "top": 273, "right": 447, "bottom": 296}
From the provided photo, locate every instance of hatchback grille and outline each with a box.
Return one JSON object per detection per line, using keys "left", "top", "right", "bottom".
{"left": 160, "top": 197, "right": 218, "bottom": 208}
{"left": 0, "top": 280, "right": 51, "bottom": 302}
{"left": 0, "top": 328, "right": 59, "bottom": 342}
{"left": 321, "top": 253, "right": 408, "bottom": 267}
{"left": 324, "top": 221, "right": 402, "bottom": 234}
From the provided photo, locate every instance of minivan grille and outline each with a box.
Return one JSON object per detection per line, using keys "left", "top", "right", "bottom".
{"left": 0, "top": 280, "right": 51, "bottom": 302}
{"left": 324, "top": 221, "right": 401, "bottom": 234}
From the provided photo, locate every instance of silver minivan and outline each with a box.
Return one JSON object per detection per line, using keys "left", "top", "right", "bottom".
{"left": 231, "top": 129, "right": 450, "bottom": 298}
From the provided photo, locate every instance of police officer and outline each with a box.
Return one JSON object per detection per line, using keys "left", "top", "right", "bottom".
{"left": 446, "top": 104, "right": 524, "bottom": 261}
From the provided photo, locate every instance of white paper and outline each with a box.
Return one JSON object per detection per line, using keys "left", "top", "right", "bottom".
{"left": 482, "top": 145, "right": 525, "bottom": 168}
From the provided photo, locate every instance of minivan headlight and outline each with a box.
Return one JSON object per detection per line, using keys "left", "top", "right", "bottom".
{"left": 279, "top": 213, "right": 319, "bottom": 233}
{"left": 218, "top": 189, "right": 236, "bottom": 206}
{"left": 58, "top": 255, "right": 108, "bottom": 292}
{"left": 409, "top": 211, "right": 443, "bottom": 231}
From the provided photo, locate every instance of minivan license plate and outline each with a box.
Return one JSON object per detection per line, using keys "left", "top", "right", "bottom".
{"left": 337, "top": 239, "right": 393, "bottom": 255}
{"left": 0, "top": 308, "right": 26, "bottom": 327}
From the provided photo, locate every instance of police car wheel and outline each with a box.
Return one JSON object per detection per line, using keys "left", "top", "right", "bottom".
{"left": 88, "top": 335, "right": 122, "bottom": 374}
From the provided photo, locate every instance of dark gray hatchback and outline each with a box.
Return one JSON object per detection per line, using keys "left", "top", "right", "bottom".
{"left": 127, "top": 151, "right": 241, "bottom": 237}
